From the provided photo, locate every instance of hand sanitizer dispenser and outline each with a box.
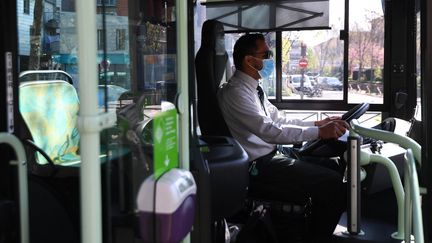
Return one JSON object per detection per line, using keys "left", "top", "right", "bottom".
{"left": 137, "top": 168, "right": 196, "bottom": 243}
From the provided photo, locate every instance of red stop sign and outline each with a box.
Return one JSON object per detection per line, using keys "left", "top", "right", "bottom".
{"left": 299, "top": 58, "right": 308, "bottom": 68}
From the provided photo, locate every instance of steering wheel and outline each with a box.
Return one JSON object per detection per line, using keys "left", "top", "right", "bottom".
{"left": 340, "top": 102, "right": 370, "bottom": 123}
{"left": 298, "top": 103, "right": 370, "bottom": 157}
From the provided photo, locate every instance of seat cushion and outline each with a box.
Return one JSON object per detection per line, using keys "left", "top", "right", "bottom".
{"left": 200, "top": 136, "right": 249, "bottom": 219}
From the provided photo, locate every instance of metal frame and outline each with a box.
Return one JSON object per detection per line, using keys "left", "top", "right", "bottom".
{"left": 189, "top": 2, "right": 213, "bottom": 242}
{"left": 404, "top": 149, "right": 424, "bottom": 243}
{"left": 0, "top": 0, "right": 19, "bottom": 134}
{"left": 74, "top": 0, "right": 191, "bottom": 242}
{"left": 209, "top": 0, "right": 393, "bottom": 113}
{"left": 19, "top": 70, "right": 73, "bottom": 84}
{"left": 420, "top": 0, "right": 432, "bottom": 240}
{"left": 76, "top": 1, "right": 103, "bottom": 243}
{"left": 0, "top": 133, "right": 29, "bottom": 243}
{"left": 267, "top": 0, "right": 387, "bottom": 113}
{"left": 177, "top": 0, "right": 190, "bottom": 170}
{"left": 275, "top": 31, "right": 283, "bottom": 102}
{"left": 272, "top": 102, "right": 385, "bottom": 112}
{"left": 384, "top": 0, "right": 418, "bottom": 120}
{"left": 347, "top": 135, "right": 361, "bottom": 234}
{"left": 349, "top": 119, "right": 424, "bottom": 240}
{"left": 350, "top": 120, "right": 424, "bottom": 240}
{"left": 281, "top": 110, "right": 381, "bottom": 123}
{"left": 204, "top": 0, "right": 330, "bottom": 33}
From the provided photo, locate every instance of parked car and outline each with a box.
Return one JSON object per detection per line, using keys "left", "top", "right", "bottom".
{"left": 306, "top": 72, "right": 320, "bottom": 84}
{"left": 98, "top": 84, "right": 128, "bottom": 107}
{"left": 287, "top": 74, "right": 313, "bottom": 91}
{"left": 317, "top": 77, "right": 343, "bottom": 91}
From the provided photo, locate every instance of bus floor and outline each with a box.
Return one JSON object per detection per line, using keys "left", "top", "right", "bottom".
{"left": 333, "top": 188, "right": 403, "bottom": 243}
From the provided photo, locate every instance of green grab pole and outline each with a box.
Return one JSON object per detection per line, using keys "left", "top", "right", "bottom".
{"left": 369, "top": 153, "right": 405, "bottom": 240}
{"left": 176, "top": 1, "right": 191, "bottom": 243}
{"left": 404, "top": 167, "right": 412, "bottom": 243}
{"left": 350, "top": 120, "right": 421, "bottom": 164}
{"left": 405, "top": 149, "right": 424, "bottom": 243}
{"left": 0, "top": 133, "right": 29, "bottom": 243}
{"left": 176, "top": 0, "right": 190, "bottom": 170}
{"left": 349, "top": 127, "right": 359, "bottom": 137}
{"left": 349, "top": 120, "right": 425, "bottom": 240}
{"left": 75, "top": 0, "right": 102, "bottom": 242}
{"left": 359, "top": 150, "right": 371, "bottom": 166}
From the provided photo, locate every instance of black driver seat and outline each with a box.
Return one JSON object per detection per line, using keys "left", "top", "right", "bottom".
{"left": 195, "top": 19, "right": 231, "bottom": 136}
{"left": 195, "top": 20, "right": 310, "bottom": 241}
{"left": 195, "top": 19, "right": 249, "bottom": 221}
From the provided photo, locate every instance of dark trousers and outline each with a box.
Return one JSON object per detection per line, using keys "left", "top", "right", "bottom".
{"left": 249, "top": 149, "right": 346, "bottom": 242}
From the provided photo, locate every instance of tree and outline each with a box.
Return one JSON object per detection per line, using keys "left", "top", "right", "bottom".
{"left": 350, "top": 22, "right": 372, "bottom": 80}
{"left": 315, "top": 38, "right": 330, "bottom": 74}
{"left": 349, "top": 11, "right": 384, "bottom": 81}
{"left": 368, "top": 12, "right": 384, "bottom": 80}
{"left": 29, "top": 0, "right": 45, "bottom": 70}
{"left": 306, "top": 47, "right": 318, "bottom": 70}
{"left": 314, "top": 36, "right": 343, "bottom": 76}
{"left": 281, "top": 32, "right": 300, "bottom": 74}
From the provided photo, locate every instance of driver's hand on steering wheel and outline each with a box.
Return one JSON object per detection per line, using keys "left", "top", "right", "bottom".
{"left": 318, "top": 120, "right": 349, "bottom": 139}
{"left": 314, "top": 116, "right": 342, "bottom": 127}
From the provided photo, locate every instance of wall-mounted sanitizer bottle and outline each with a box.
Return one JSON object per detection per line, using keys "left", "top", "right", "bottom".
{"left": 136, "top": 168, "right": 197, "bottom": 243}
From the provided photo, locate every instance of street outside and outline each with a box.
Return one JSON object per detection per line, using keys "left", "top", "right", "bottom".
{"left": 273, "top": 91, "right": 384, "bottom": 127}
{"left": 279, "top": 90, "right": 384, "bottom": 104}
{"left": 275, "top": 90, "right": 422, "bottom": 127}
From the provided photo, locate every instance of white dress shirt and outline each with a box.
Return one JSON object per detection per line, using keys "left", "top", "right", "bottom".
{"left": 217, "top": 70, "right": 319, "bottom": 161}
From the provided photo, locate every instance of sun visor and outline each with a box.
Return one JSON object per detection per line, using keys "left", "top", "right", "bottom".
{"left": 202, "top": 0, "right": 330, "bottom": 33}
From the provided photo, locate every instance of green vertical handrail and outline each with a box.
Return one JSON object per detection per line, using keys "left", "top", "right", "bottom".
{"left": 350, "top": 119, "right": 421, "bottom": 164}
{"left": 355, "top": 148, "right": 405, "bottom": 239}
{"left": 350, "top": 119, "right": 424, "bottom": 240}
{"left": 0, "top": 133, "right": 28, "bottom": 243}
{"left": 176, "top": 0, "right": 190, "bottom": 170}
{"left": 369, "top": 152, "right": 405, "bottom": 239}
{"left": 75, "top": 0, "right": 102, "bottom": 243}
{"left": 176, "top": 1, "right": 191, "bottom": 243}
{"left": 404, "top": 149, "right": 424, "bottom": 243}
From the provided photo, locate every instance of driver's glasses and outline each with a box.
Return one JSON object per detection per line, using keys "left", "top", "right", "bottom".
{"left": 254, "top": 50, "right": 273, "bottom": 59}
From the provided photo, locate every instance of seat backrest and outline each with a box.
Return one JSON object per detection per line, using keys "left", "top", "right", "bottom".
{"left": 19, "top": 80, "right": 80, "bottom": 165}
{"left": 195, "top": 19, "right": 231, "bottom": 136}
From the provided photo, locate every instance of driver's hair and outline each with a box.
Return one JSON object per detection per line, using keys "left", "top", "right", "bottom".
{"left": 233, "top": 34, "right": 264, "bottom": 71}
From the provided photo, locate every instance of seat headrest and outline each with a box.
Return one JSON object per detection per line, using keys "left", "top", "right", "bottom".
{"left": 19, "top": 81, "right": 80, "bottom": 165}
{"left": 200, "top": 20, "right": 225, "bottom": 55}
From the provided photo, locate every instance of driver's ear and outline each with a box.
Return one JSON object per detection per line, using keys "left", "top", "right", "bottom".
{"left": 243, "top": 55, "right": 254, "bottom": 69}
{"left": 245, "top": 55, "right": 260, "bottom": 69}
{"left": 245, "top": 55, "right": 253, "bottom": 65}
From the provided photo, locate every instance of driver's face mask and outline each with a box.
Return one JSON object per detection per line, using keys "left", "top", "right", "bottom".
{"left": 249, "top": 56, "right": 275, "bottom": 80}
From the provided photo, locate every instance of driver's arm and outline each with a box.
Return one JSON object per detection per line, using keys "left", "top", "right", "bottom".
{"left": 220, "top": 89, "right": 319, "bottom": 144}
{"left": 315, "top": 116, "right": 343, "bottom": 126}
{"left": 266, "top": 100, "right": 315, "bottom": 127}
{"left": 265, "top": 99, "right": 348, "bottom": 140}
{"left": 266, "top": 98, "right": 344, "bottom": 128}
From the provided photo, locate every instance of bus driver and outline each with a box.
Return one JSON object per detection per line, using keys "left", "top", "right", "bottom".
{"left": 218, "top": 34, "right": 349, "bottom": 242}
